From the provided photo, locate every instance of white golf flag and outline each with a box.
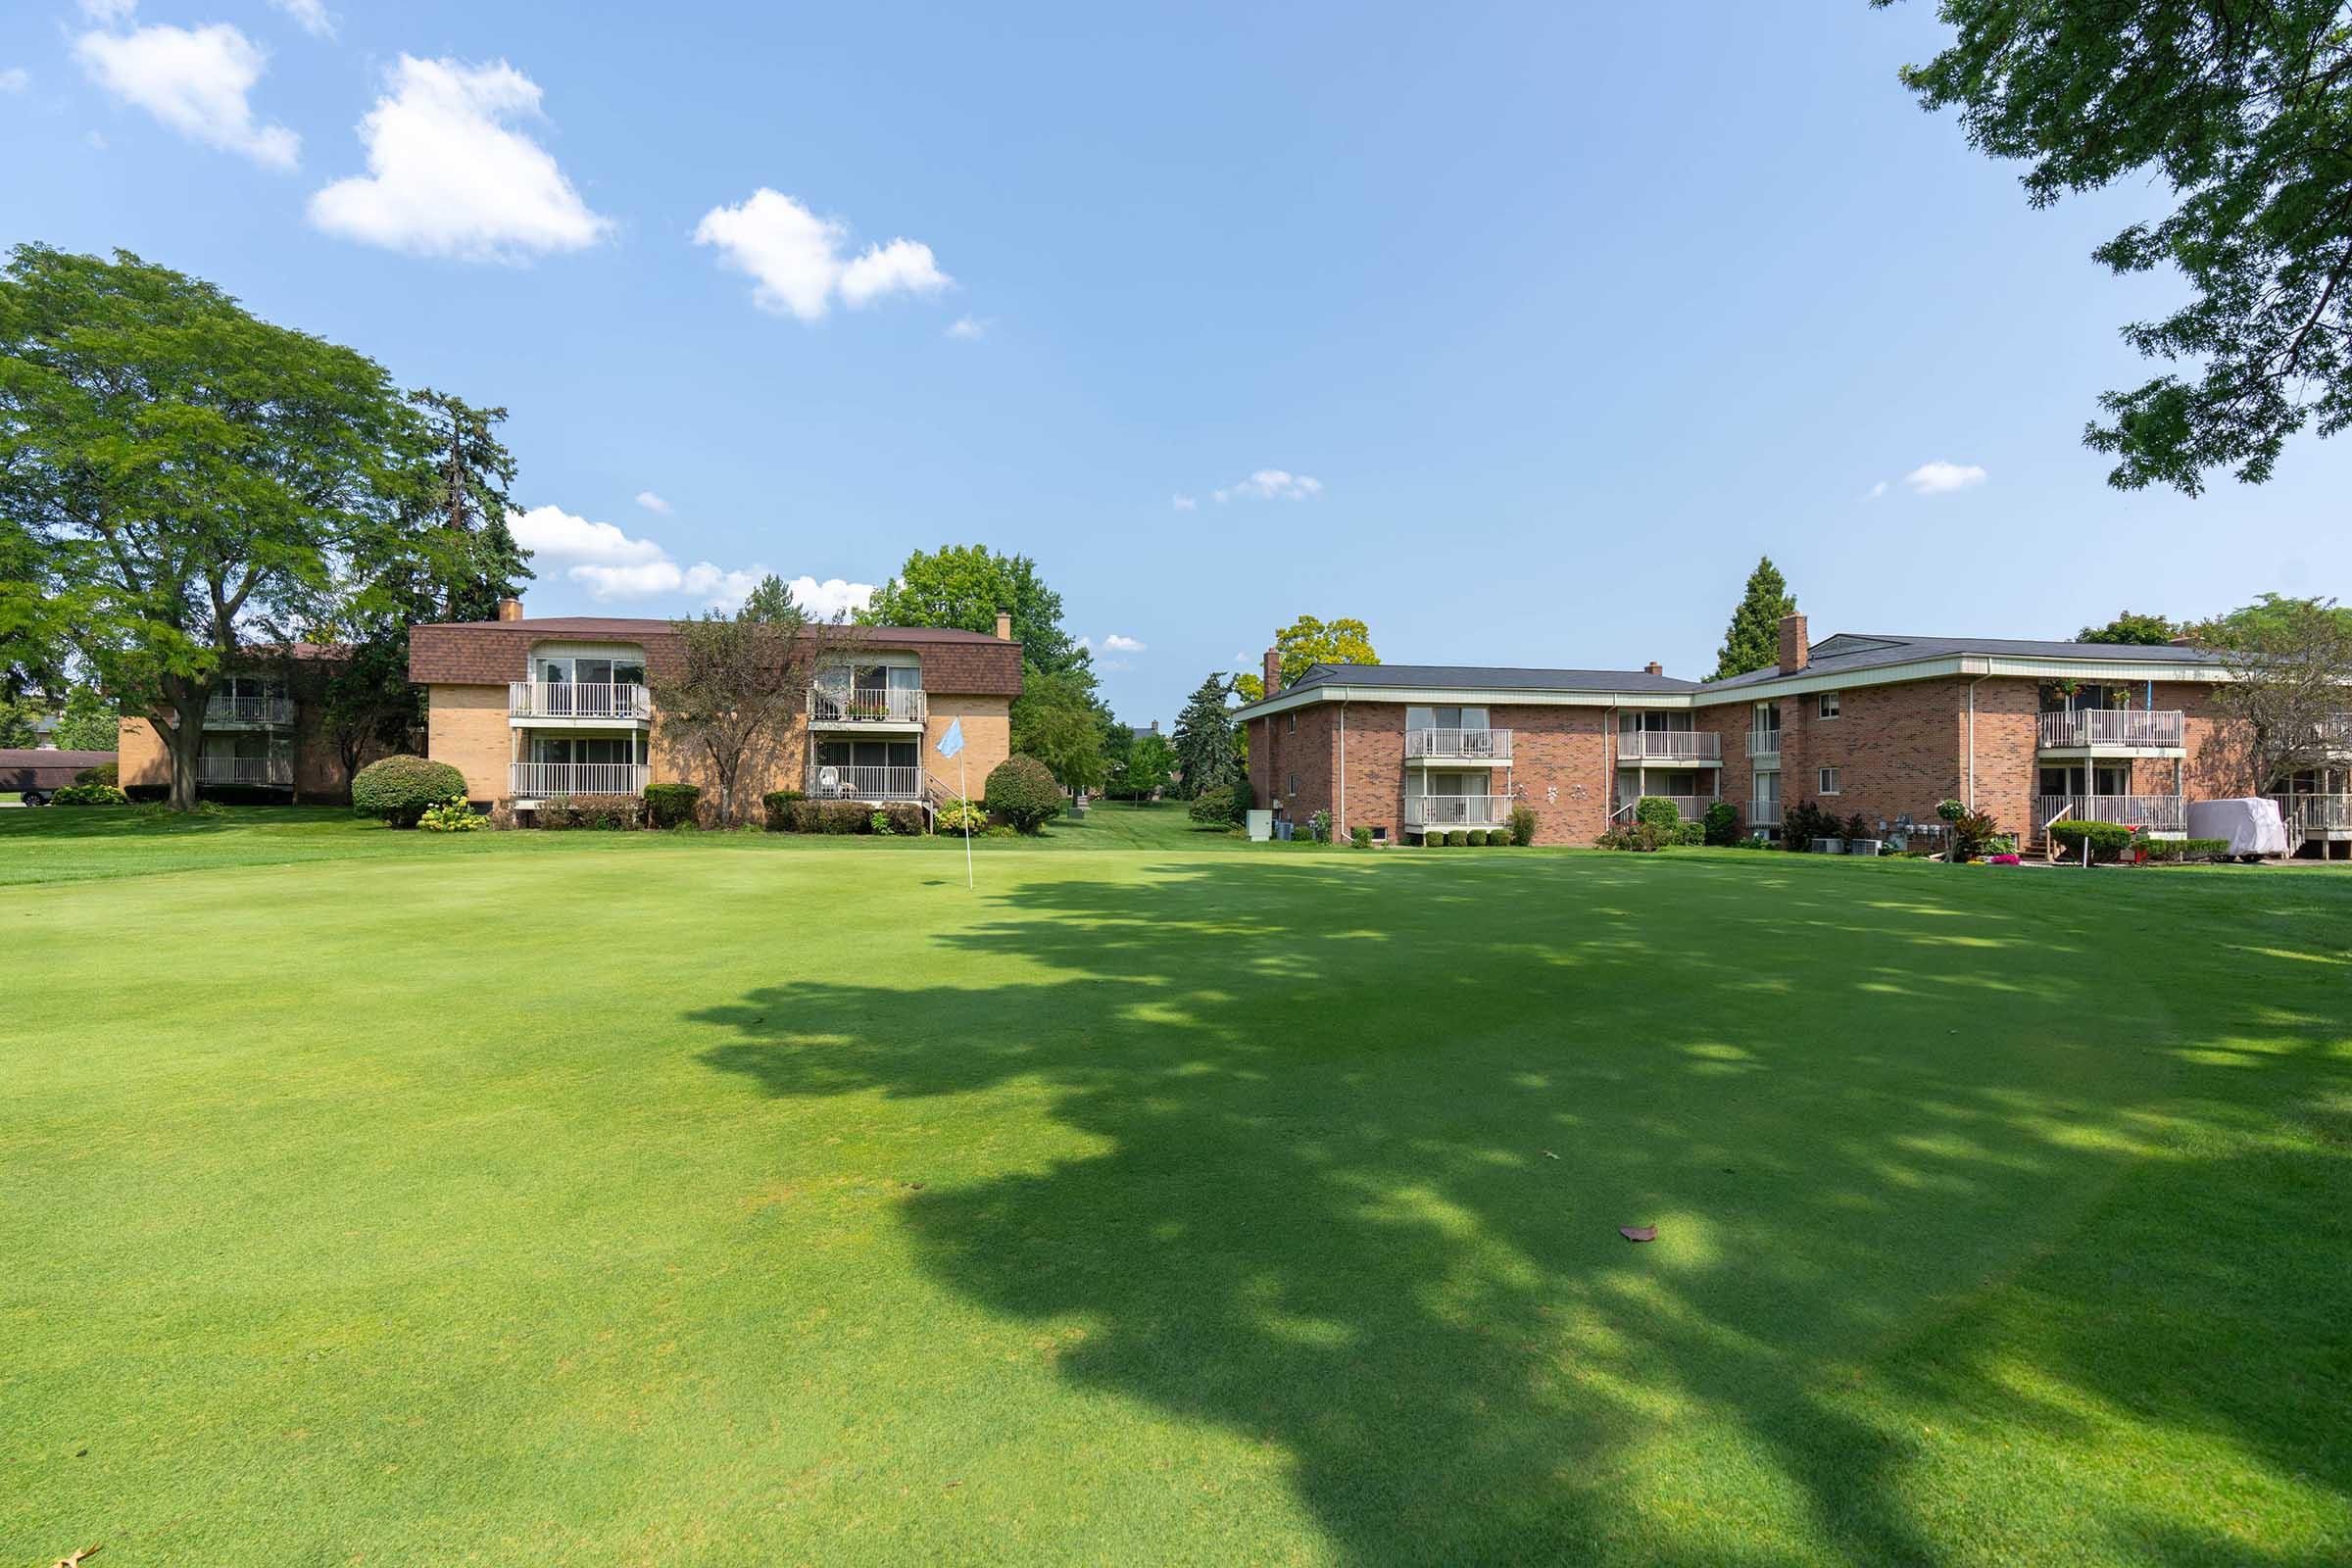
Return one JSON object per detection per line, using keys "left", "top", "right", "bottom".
{"left": 937, "top": 717, "right": 965, "bottom": 759}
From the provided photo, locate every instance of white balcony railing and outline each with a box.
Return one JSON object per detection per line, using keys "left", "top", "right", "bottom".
{"left": 509, "top": 761, "right": 649, "bottom": 797}
{"left": 2034, "top": 794, "right": 2187, "bottom": 833}
{"left": 204, "top": 694, "right": 294, "bottom": 726}
{"left": 508, "top": 681, "right": 653, "bottom": 720}
{"left": 1404, "top": 793, "right": 1514, "bottom": 828}
{"left": 2036, "top": 710, "right": 2184, "bottom": 750}
{"left": 2275, "top": 794, "right": 2352, "bottom": 831}
{"left": 1614, "top": 794, "right": 1722, "bottom": 824}
{"left": 1750, "top": 800, "right": 1782, "bottom": 828}
{"left": 197, "top": 755, "right": 293, "bottom": 787}
{"left": 808, "top": 763, "right": 925, "bottom": 801}
{"left": 1404, "top": 727, "right": 1512, "bottom": 760}
{"left": 2314, "top": 713, "right": 2352, "bottom": 751}
{"left": 808, "top": 686, "right": 927, "bottom": 724}
{"left": 1618, "top": 729, "right": 1721, "bottom": 761}
{"left": 1748, "top": 729, "right": 1782, "bottom": 760}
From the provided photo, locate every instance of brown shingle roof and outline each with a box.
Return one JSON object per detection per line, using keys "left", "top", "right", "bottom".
{"left": 408, "top": 618, "right": 1024, "bottom": 696}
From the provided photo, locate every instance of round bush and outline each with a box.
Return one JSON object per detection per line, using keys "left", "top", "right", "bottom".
{"left": 1446, "top": 829, "right": 1468, "bottom": 847}
{"left": 645, "top": 781, "right": 703, "bottom": 829}
{"left": 74, "top": 761, "right": 120, "bottom": 787}
{"left": 352, "top": 755, "right": 469, "bottom": 828}
{"left": 985, "top": 755, "right": 1065, "bottom": 834}
{"left": 1465, "top": 829, "right": 1489, "bottom": 847}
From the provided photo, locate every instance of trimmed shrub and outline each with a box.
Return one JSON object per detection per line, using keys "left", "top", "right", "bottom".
{"left": 1466, "top": 829, "right": 1489, "bottom": 847}
{"left": 2049, "top": 818, "right": 2136, "bottom": 861}
{"left": 785, "top": 800, "right": 869, "bottom": 834}
{"left": 1350, "top": 824, "right": 1373, "bottom": 849}
{"left": 74, "top": 761, "right": 120, "bottom": 787}
{"left": 986, "top": 755, "right": 1064, "bottom": 834}
{"left": 1634, "top": 796, "right": 1682, "bottom": 831}
{"left": 1485, "top": 829, "right": 1509, "bottom": 847}
{"left": 1595, "top": 821, "right": 1671, "bottom": 852}
{"left": 761, "top": 790, "right": 807, "bottom": 831}
{"left": 937, "top": 798, "right": 987, "bottom": 834}
{"left": 353, "top": 755, "right": 469, "bottom": 829}
{"left": 417, "top": 797, "right": 485, "bottom": 832}
{"left": 645, "top": 782, "right": 702, "bottom": 829}
{"left": 1189, "top": 784, "right": 1239, "bottom": 827}
{"left": 1673, "top": 821, "right": 1706, "bottom": 846}
{"left": 51, "top": 781, "right": 128, "bottom": 806}
{"left": 2141, "top": 837, "right": 2230, "bottom": 863}
{"left": 1702, "top": 799, "right": 1740, "bottom": 847}
{"left": 882, "top": 802, "right": 926, "bottom": 835}
{"left": 1509, "top": 804, "right": 1537, "bottom": 847}
{"left": 534, "top": 794, "right": 641, "bottom": 830}
{"left": 1446, "top": 830, "right": 1468, "bottom": 847}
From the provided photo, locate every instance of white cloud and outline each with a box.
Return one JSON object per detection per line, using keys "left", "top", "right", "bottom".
{"left": 0, "top": 68, "right": 29, "bottom": 94}
{"left": 693, "top": 187, "right": 953, "bottom": 321}
{"left": 1170, "top": 494, "right": 1197, "bottom": 512}
{"left": 86, "top": 130, "right": 110, "bottom": 150}
{"left": 1211, "top": 468, "right": 1324, "bottom": 503}
{"left": 946, "top": 314, "right": 987, "bottom": 340}
{"left": 74, "top": 23, "right": 299, "bottom": 170}
{"left": 1903, "top": 460, "right": 1987, "bottom": 496}
{"left": 266, "top": 0, "right": 334, "bottom": 39}
{"left": 1861, "top": 479, "right": 1887, "bottom": 501}
{"left": 508, "top": 504, "right": 873, "bottom": 614}
{"left": 77, "top": 0, "right": 136, "bottom": 23}
{"left": 633, "top": 490, "right": 671, "bottom": 514}
{"left": 309, "top": 56, "right": 612, "bottom": 262}
{"left": 1102, "top": 634, "right": 1146, "bottom": 653}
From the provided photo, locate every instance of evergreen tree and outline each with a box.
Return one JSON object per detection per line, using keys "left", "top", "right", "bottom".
{"left": 1711, "top": 557, "right": 1796, "bottom": 680}
{"left": 1172, "top": 674, "right": 1240, "bottom": 799}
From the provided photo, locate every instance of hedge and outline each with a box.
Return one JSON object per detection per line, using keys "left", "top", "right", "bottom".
{"left": 2139, "top": 837, "right": 2231, "bottom": 863}
{"left": 644, "top": 782, "right": 702, "bottom": 828}
{"left": 760, "top": 789, "right": 807, "bottom": 830}
{"left": 2048, "top": 818, "right": 2136, "bottom": 861}
{"left": 531, "top": 794, "right": 641, "bottom": 830}
{"left": 1634, "top": 796, "right": 1681, "bottom": 830}
{"left": 351, "top": 755, "right": 469, "bottom": 828}
{"left": 51, "top": 782, "right": 128, "bottom": 806}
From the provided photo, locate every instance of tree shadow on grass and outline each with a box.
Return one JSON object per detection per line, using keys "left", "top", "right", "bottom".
{"left": 693, "top": 857, "right": 2352, "bottom": 1563}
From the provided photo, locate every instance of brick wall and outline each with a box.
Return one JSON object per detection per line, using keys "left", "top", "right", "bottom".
{"left": 1494, "top": 705, "right": 1613, "bottom": 844}
{"left": 427, "top": 685, "right": 513, "bottom": 802}
{"left": 924, "top": 696, "right": 1011, "bottom": 799}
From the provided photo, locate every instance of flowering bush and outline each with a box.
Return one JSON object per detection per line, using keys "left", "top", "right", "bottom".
{"left": 937, "top": 798, "right": 987, "bottom": 833}
{"left": 418, "top": 796, "right": 485, "bottom": 832}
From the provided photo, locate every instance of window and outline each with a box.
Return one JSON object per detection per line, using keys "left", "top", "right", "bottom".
{"left": 1287, "top": 771, "right": 1298, "bottom": 795}
{"left": 1818, "top": 767, "right": 1841, "bottom": 795}
{"left": 1818, "top": 691, "right": 1840, "bottom": 719}
{"left": 1288, "top": 712, "right": 1298, "bottom": 733}
{"left": 1405, "top": 706, "right": 1489, "bottom": 732}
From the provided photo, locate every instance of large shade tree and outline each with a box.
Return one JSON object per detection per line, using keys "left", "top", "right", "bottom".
{"left": 2188, "top": 594, "right": 2352, "bottom": 795}
{"left": 0, "top": 246, "right": 427, "bottom": 809}
{"left": 1881, "top": 0, "right": 2352, "bottom": 492}
{"left": 1234, "top": 613, "right": 1380, "bottom": 701}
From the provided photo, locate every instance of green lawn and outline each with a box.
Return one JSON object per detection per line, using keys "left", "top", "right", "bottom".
{"left": 5, "top": 806, "right": 2348, "bottom": 1564}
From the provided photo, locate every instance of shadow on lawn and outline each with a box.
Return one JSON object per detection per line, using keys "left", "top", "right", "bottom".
{"left": 694, "top": 857, "right": 2352, "bottom": 1564}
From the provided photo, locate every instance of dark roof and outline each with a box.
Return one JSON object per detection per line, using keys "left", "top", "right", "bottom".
{"left": 1702, "top": 632, "right": 2228, "bottom": 690}
{"left": 1278, "top": 661, "right": 1701, "bottom": 697}
{"left": 408, "top": 617, "right": 1024, "bottom": 695}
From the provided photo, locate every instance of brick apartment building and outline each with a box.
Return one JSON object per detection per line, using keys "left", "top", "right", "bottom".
{"left": 1239, "top": 613, "right": 2352, "bottom": 856}
{"left": 406, "top": 599, "right": 1019, "bottom": 812}
{"left": 119, "top": 598, "right": 1023, "bottom": 815}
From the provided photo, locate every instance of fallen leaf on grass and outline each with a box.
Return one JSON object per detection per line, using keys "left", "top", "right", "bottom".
{"left": 1541, "top": 1151, "right": 1559, "bottom": 1159}
{"left": 53, "top": 1546, "right": 102, "bottom": 1567}
{"left": 1619, "top": 1226, "right": 1656, "bottom": 1243}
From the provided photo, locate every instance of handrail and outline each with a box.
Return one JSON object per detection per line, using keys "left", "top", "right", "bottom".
{"left": 508, "top": 681, "right": 653, "bottom": 719}
{"left": 510, "top": 761, "right": 649, "bottom": 796}
{"left": 1403, "top": 793, "right": 1514, "bottom": 827}
{"left": 196, "top": 756, "right": 293, "bottom": 786}
{"left": 204, "top": 694, "right": 295, "bottom": 725}
{"left": 1404, "top": 727, "right": 1512, "bottom": 760}
{"left": 808, "top": 763, "right": 926, "bottom": 801}
{"left": 808, "top": 685, "right": 927, "bottom": 724}
{"left": 1617, "top": 729, "right": 1721, "bottom": 761}
{"left": 2036, "top": 710, "right": 2184, "bottom": 749}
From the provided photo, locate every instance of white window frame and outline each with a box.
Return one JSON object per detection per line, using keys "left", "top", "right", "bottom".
{"left": 1818, "top": 691, "right": 1840, "bottom": 719}
{"left": 1818, "top": 766, "right": 1841, "bottom": 795}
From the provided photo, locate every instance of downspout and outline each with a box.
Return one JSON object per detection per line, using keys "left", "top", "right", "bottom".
{"left": 1965, "top": 672, "right": 1991, "bottom": 810}
{"left": 1338, "top": 698, "right": 1348, "bottom": 838}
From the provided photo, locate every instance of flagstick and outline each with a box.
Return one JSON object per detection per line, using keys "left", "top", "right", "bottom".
{"left": 959, "top": 753, "right": 973, "bottom": 889}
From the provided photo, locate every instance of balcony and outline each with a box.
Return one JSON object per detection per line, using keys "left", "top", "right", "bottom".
{"left": 509, "top": 681, "right": 652, "bottom": 721}
{"left": 2033, "top": 794, "right": 2187, "bottom": 833}
{"left": 808, "top": 763, "right": 925, "bottom": 802}
{"left": 204, "top": 693, "right": 294, "bottom": 727}
{"left": 1404, "top": 727, "right": 1511, "bottom": 761}
{"left": 2275, "top": 794, "right": 2352, "bottom": 836}
{"left": 2036, "top": 710, "right": 2184, "bottom": 753}
{"left": 1748, "top": 729, "right": 1782, "bottom": 762}
{"left": 1404, "top": 793, "right": 1514, "bottom": 829}
{"left": 1614, "top": 794, "right": 1722, "bottom": 824}
{"left": 510, "top": 761, "right": 649, "bottom": 798}
{"left": 2315, "top": 713, "right": 2352, "bottom": 754}
{"left": 1618, "top": 729, "right": 1721, "bottom": 762}
{"left": 197, "top": 756, "right": 292, "bottom": 787}
{"left": 1749, "top": 799, "right": 1782, "bottom": 828}
{"left": 808, "top": 686, "right": 927, "bottom": 726}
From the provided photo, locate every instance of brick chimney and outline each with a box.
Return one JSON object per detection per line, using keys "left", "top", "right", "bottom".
{"left": 1778, "top": 612, "right": 1808, "bottom": 674}
{"left": 1644, "top": 661, "right": 1663, "bottom": 676}
{"left": 993, "top": 611, "right": 1012, "bottom": 641}
{"left": 496, "top": 596, "right": 524, "bottom": 622}
{"left": 1262, "top": 646, "right": 1281, "bottom": 697}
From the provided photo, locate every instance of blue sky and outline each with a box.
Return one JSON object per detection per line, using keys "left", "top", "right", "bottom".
{"left": 7, "top": 1, "right": 2347, "bottom": 722}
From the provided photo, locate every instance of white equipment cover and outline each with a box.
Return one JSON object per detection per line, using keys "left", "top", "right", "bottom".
{"left": 1245, "top": 809, "right": 1274, "bottom": 843}
{"left": 2184, "top": 797, "right": 2288, "bottom": 857}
